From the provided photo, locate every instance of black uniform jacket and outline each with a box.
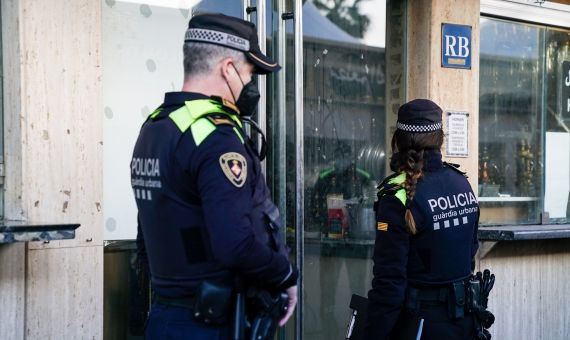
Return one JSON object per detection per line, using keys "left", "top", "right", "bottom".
{"left": 365, "top": 151, "right": 479, "bottom": 339}
{"left": 131, "top": 92, "right": 297, "bottom": 298}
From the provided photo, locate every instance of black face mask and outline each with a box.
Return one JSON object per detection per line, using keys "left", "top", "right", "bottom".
{"left": 228, "top": 64, "right": 260, "bottom": 116}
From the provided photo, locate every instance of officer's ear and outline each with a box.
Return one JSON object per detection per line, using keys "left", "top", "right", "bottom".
{"left": 220, "top": 58, "right": 236, "bottom": 82}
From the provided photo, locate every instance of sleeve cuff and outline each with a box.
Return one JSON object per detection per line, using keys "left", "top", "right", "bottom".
{"left": 277, "top": 264, "right": 299, "bottom": 289}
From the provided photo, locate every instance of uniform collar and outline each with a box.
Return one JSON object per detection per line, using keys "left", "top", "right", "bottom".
{"left": 424, "top": 150, "right": 443, "bottom": 171}
{"left": 162, "top": 92, "right": 210, "bottom": 108}
{"left": 162, "top": 92, "right": 241, "bottom": 116}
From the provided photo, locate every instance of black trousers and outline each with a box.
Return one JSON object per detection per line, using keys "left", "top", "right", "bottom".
{"left": 417, "top": 301, "right": 476, "bottom": 340}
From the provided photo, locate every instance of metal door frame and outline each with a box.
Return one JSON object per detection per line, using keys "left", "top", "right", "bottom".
{"left": 248, "top": 1, "right": 305, "bottom": 337}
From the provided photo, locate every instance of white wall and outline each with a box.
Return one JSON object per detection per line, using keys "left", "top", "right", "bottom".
{"left": 102, "top": 0, "right": 198, "bottom": 240}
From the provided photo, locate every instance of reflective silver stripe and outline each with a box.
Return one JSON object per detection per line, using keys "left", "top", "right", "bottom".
{"left": 184, "top": 28, "right": 250, "bottom": 51}
{"left": 277, "top": 264, "right": 293, "bottom": 286}
{"left": 396, "top": 122, "right": 442, "bottom": 133}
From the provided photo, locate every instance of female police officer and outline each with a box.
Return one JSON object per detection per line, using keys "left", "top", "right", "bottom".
{"left": 364, "top": 99, "right": 479, "bottom": 339}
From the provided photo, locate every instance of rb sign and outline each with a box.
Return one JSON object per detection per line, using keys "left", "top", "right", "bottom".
{"left": 442, "top": 23, "right": 472, "bottom": 69}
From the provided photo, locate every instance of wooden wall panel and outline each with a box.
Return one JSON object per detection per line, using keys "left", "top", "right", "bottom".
{"left": 1, "top": 0, "right": 26, "bottom": 338}
{"left": 26, "top": 246, "right": 104, "bottom": 339}
{"left": 18, "top": 0, "right": 104, "bottom": 337}
{"left": 0, "top": 244, "right": 25, "bottom": 340}
{"left": 1, "top": 0, "right": 104, "bottom": 338}
{"left": 479, "top": 240, "right": 570, "bottom": 339}
{"left": 19, "top": 0, "right": 104, "bottom": 250}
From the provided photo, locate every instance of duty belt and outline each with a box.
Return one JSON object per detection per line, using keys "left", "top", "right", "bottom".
{"left": 415, "top": 286, "right": 450, "bottom": 302}
{"left": 405, "top": 282, "right": 465, "bottom": 319}
{"left": 155, "top": 294, "right": 196, "bottom": 309}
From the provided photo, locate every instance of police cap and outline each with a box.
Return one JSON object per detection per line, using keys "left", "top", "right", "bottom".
{"left": 185, "top": 13, "right": 280, "bottom": 74}
{"left": 396, "top": 99, "right": 443, "bottom": 133}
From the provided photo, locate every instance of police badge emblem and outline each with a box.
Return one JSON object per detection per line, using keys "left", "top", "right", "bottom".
{"left": 219, "top": 152, "right": 247, "bottom": 187}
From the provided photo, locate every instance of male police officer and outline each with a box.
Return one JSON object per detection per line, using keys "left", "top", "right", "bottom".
{"left": 131, "top": 13, "right": 298, "bottom": 339}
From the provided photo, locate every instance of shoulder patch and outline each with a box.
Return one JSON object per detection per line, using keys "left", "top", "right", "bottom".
{"left": 377, "top": 222, "right": 388, "bottom": 232}
{"left": 219, "top": 152, "right": 248, "bottom": 188}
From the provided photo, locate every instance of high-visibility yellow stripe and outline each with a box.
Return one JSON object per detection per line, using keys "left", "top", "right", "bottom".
{"left": 169, "top": 99, "right": 244, "bottom": 146}
{"left": 149, "top": 108, "right": 162, "bottom": 119}
{"left": 388, "top": 172, "right": 407, "bottom": 206}
{"left": 184, "top": 100, "right": 243, "bottom": 128}
{"left": 191, "top": 118, "right": 216, "bottom": 146}
{"left": 233, "top": 127, "right": 245, "bottom": 144}
{"left": 169, "top": 106, "right": 193, "bottom": 132}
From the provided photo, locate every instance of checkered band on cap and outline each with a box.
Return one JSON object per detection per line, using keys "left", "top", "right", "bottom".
{"left": 396, "top": 122, "right": 442, "bottom": 133}
{"left": 185, "top": 28, "right": 250, "bottom": 52}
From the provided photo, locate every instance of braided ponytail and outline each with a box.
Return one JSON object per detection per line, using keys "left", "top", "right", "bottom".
{"left": 391, "top": 129, "right": 444, "bottom": 234}
{"left": 402, "top": 149, "right": 425, "bottom": 234}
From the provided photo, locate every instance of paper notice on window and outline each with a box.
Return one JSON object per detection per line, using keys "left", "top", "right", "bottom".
{"left": 544, "top": 132, "right": 570, "bottom": 218}
{"left": 446, "top": 111, "right": 469, "bottom": 157}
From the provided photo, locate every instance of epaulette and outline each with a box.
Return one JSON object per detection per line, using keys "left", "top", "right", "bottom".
{"left": 376, "top": 172, "right": 408, "bottom": 207}
{"left": 206, "top": 114, "right": 236, "bottom": 126}
{"left": 376, "top": 172, "right": 403, "bottom": 197}
{"left": 443, "top": 162, "right": 468, "bottom": 178}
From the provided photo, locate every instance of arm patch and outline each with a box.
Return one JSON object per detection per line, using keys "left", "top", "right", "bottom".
{"left": 219, "top": 152, "right": 247, "bottom": 187}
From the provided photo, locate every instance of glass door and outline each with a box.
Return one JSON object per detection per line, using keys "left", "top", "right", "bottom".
{"left": 266, "top": 1, "right": 405, "bottom": 338}
{"left": 300, "top": 1, "right": 389, "bottom": 338}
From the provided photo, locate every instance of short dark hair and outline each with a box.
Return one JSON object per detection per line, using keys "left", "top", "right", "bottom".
{"left": 183, "top": 42, "right": 245, "bottom": 78}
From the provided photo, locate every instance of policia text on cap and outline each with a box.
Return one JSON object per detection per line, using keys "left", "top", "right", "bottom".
{"left": 130, "top": 13, "right": 298, "bottom": 339}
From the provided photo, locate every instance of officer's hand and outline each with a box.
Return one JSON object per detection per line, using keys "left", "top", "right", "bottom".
{"left": 279, "top": 285, "right": 298, "bottom": 327}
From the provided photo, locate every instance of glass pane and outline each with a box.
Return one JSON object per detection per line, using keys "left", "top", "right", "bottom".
{"left": 296, "top": 1, "right": 397, "bottom": 338}
{"left": 544, "top": 27, "right": 570, "bottom": 223}
{"left": 479, "top": 18, "right": 545, "bottom": 225}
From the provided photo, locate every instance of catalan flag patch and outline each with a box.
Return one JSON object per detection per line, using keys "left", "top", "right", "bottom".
{"left": 377, "top": 222, "right": 388, "bottom": 231}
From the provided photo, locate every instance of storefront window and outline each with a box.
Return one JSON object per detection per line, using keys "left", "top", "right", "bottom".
{"left": 479, "top": 17, "right": 570, "bottom": 225}
{"left": 544, "top": 27, "right": 570, "bottom": 224}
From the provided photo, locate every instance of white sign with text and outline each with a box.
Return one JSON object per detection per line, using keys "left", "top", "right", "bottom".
{"left": 446, "top": 111, "right": 469, "bottom": 157}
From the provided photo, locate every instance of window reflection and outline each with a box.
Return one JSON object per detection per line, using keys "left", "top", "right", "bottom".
{"left": 479, "top": 19, "right": 544, "bottom": 225}
{"left": 479, "top": 18, "right": 570, "bottom": 225}
{"left": 295, "top": 1, "right": 392, "bottom": 338}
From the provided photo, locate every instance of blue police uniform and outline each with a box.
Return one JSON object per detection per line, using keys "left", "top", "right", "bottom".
{"left": 132, "top": 92, "right": 297, "bottom": 338}
{"left": 365, "top": 150, "right": 479, "bottom": 339}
